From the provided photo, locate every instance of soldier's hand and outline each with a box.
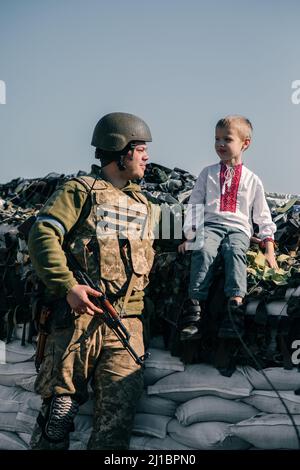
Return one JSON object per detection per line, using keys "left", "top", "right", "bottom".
{"left": 66, "top": 284, "right": 104, "bottom": 316}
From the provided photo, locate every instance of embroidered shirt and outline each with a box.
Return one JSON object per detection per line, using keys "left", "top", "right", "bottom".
{"left": 184, "top": 162, "right": 276, "bottom": 240}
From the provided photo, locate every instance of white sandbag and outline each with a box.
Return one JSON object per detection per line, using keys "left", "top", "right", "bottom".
{"left": 176, "top": 396, "right": 258, "bottom": 425}
{"left": 0, "top": 384, "right": 40, "bottom": 413}
{"left": 230, "top": 414, "right": 300, "bottom": 449}
{"left": 237, "top": 365, "right": 300, "bottom": 390}
{"left": 5, "top": 340, "right": 35, "bottom": 363}
{"left": 0, "top": 411, "right": 35, "bottom": 433}
{"left": 72, "top": 414, "right": 93, "bottom": 444}
{"left": 133, "top": 413, "right": 172, "bottom": 439}
{"left": 246, "top": 300, "right": 260, "bottom": 316}
{"left": 145, "top": 348, "right": 184, "bottom": 371}
{"left": 0, "top": 362, "right": 36, "bottom": 387}
{"left": 266, "top": 301, "right": 287, "bottom": 316}
{"left": 17, "top": 432, "right": 31, "bottom": 446}
{"left": 130, "top": 435, "right": 195, "bottom": 450}
{"left": 16, "top": 406, "right": 39, "bottom": 433}
{"left": 285, "top": 286, "right": 300, "bottom": 298}
{"left": 144, "top": 368, "right": 178, "bottom": 386}
{"left": 168, "top": 419, "right": 250, "bottom": 450}
{"left": 243, "top": 390, "right": 300, "bottom": 414}
{"left": 0, "top": 431, "right": 29, "bottom": 450}
{"left": 136, "top": 392, "right": 177, "bottom": 417}
{"left": 26, "top": 394, "right": 42, "bottom": 411}
{"left": 15, "top": 374, "right": 37, "bottom": 392}
{"left": 148, "top": 364, "right": 252, "bottom": 402}
{"left": 13, "top": 324, "right": 27, "bottom": 341}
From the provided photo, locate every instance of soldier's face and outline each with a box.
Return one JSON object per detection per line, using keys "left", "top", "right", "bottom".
{"left": 124, "top": 144, "right": 149, "bottom": 179}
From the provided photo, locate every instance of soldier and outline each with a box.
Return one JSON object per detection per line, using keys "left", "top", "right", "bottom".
{"left": 28, "top": 112, "right": 154, "bottom": 450}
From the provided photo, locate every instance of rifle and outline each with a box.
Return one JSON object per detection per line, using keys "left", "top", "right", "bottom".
{"left": 66, "top": 252, "right": 149, "bottom": 367}
{"left": 35, "top": 305, "right": 51, "bottom": 372}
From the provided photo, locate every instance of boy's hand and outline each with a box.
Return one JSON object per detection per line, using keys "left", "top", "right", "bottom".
{"left": 265, "top": 252, "right": 279, "bottom": 270}
{"left": 264, "top": 240, "right": 278, "bottom": 270}
{"left": 178, "top": 241, "right": 187, "bottom": 254}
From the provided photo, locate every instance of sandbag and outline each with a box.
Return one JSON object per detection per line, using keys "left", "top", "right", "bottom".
{"left": 145, "top": 348, "right": 185, "bottom": 371}
{"left": 16, "top": 407, "right": 39, "bottom": 433}
{"left": 0, "top": 431, "right": 29, "bottom": 450}
{"left": 167, "top": 419, "right": 250, "bottom": 450}
{"left": 144, "top": 368, "right": 179, "bottom": 386}
{"left": 0, "top": 362, "right": 36, "bottom": 387}
{"left": 230, "top": 414, "right": 300, "bottom": 449}
{"left": 15, "top": 374, "right": 37, "bottom": 392}
{"left": 136, "top": 392, "right": 177, "bottom": 417}
{"left": 130, "top": 435, "right": 195, "bottom": 450}
{"left": 0, "top": 384, "right": 40, "bottom": 413}
{"left": 133, "top": 413, "right": 172, "bottom": 439}
{"left": 243, "top": 390, "right": 300, "bottom": 414}
{"left": 0, "top": 410, "right": 36, "bottom": 433}
{"left": 238, "top": 365, "right": 300, "bottom": 391}
{"left": 176, "top": 396, "right": 258, "bottom": 425}
{"left": 5, "top": 340, "right": 35, "bottom": 363}
{"left": 148, "top": 364, "right": 253, "bottom": 402}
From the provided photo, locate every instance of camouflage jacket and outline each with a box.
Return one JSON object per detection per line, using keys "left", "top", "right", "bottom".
{"left": 28, "top": 166, "right": 156, "bottom": 315}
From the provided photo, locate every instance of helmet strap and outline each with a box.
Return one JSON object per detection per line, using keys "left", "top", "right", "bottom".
{"left": 117, "top": 155, "right": 127, "bottom": 171}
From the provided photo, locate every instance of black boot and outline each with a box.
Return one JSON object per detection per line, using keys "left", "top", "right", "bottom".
{"left": 218, "top": 299, "right": 245, "bottom": 339}
{"left": 179, "top": 299, "right": 202, "bottom": 340}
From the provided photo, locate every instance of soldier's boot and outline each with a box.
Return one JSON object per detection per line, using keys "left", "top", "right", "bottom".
{"left": 218, "top": 299, "right": 245, "bottom": 339}
{"left": 30, "top": 396, "right": 79, "bottom": 450}
{"left": 179, "top": 299, "right": 202, "bottom": 341}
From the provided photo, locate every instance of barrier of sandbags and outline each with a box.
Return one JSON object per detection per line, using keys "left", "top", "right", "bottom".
{"left": 130, "top": 343, "right": 300, "bottom": 450}
{"left": 147, "top": 363, "right": 253, "bottom": 402}
{"left": 0, "top": 337, "right": 300, "bottom": 449}
{"left": 229, "top": 414, "right": 300, "bottom": 450}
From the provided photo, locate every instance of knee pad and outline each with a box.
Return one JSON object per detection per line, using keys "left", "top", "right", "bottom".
{"left": 38, "top": 395, "right": 79, "bottom": 443}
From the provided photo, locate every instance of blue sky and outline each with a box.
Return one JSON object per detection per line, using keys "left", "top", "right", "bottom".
{"left": 1, "top": 0, "right": 300, "bottom": 193}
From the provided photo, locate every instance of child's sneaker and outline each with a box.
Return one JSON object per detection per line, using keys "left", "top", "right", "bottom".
{"left": 179, "top": 299, "right": 202, "bottom": 340}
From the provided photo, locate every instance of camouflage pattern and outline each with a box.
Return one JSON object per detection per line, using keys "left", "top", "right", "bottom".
{"left": 31, "top": 312, "right": 144, "bottom": 449}
{"left": 88, "top": 317, "right": 144, "bottom": 449}
{"left": 67, "top": 174, "right": 155, "bottom": 313}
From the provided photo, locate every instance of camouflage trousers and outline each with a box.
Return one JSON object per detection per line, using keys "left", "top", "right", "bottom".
{"left": 30, "top": 313, "right": 144, "bottom": 450}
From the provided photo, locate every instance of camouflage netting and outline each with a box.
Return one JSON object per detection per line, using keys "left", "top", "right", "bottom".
{"left": 1, "top": 164, "right": 300, "bottom": 373}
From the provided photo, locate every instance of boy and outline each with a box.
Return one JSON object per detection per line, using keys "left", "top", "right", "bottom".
{"left": 178, "top": 115, "right": 277, "bottom": 339}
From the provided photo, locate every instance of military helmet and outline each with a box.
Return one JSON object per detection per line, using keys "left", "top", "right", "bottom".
{"left": 91, "top": 112, "right": 152, "bottom": 151}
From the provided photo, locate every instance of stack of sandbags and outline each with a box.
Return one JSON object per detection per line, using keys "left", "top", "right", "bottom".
{"left": 229, "top": 365, "right": 300, "bottom": 449}
{"left": 130, "top": 345, "right": 187, "bottom": 450}
{"left": 0, "top": 329, "right": 96, "bottom": 450}
{"left": 130, "top": 343, "right": 257, "bottom": 450}
{"left": 0, "top": 332, "right": 38, "bottom": 450}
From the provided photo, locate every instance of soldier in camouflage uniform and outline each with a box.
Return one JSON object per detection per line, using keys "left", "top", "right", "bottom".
{"left": 28, "top": 112, "right": 154, "bottom": 450}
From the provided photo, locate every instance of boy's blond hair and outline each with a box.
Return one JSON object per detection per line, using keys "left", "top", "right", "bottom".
{"left": 216, "top": 115, "right": 253, "bottom": 140}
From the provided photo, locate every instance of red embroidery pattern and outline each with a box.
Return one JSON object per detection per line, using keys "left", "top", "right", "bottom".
{"left": 219, "top": 163, "right": 242, "bottom": 212}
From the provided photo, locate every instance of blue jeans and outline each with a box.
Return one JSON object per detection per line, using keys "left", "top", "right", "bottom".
{"left": 188, "top": 223, "right": 250, "bottom": 301}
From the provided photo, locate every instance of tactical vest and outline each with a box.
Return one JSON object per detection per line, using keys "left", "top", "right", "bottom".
{"left": 66, "top": 176, "right": 155, "bottom": 308}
